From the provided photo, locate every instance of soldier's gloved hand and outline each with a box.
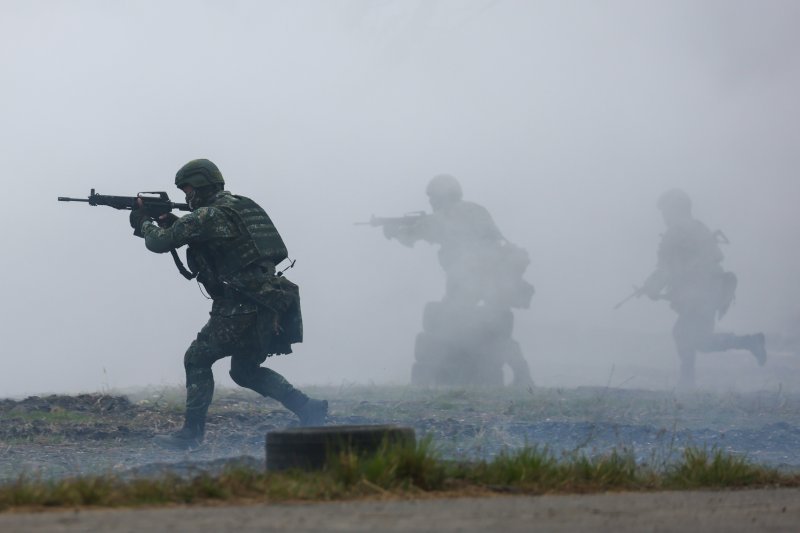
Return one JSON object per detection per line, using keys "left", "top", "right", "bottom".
{"left": 382, "top": 224, "right": 398, "bottom": 240}
{"left": 157, "top": 212, "right": 179, "bottom": 228}
{"left": 129, "top": 209, "right": 152, "bottom": 237}
{"left": 643, "top": 283, "right": 662, "bottom": 300}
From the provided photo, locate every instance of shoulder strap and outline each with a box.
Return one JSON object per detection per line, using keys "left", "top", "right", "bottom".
{"left": 170, "top": 249, "right": 196, "bottom": 280}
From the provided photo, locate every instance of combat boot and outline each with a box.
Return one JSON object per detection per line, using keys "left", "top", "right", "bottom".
{"left": 281, "top": 390, "right": 328, "bottom": 427}
{"left": 746, "top": 333, "right": 767, "bottom": 366}
{"left": 296, "top": 398, "right": 329, "bottom": 427}
{"left": 153, "top": 415, "right": 205, "bottom": 450}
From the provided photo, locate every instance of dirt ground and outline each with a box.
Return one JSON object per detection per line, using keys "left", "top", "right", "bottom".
{"left": 1, "top": 385, "right": 800, "bottom": 482}
{"left": 1, "top": 488, "right": 798, "bottom": 532}
{"left": 2, "top": 386, "right": 800, "bottom": 531}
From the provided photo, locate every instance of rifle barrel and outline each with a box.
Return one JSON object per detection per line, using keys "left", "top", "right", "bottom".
{"left": 57, "top": 197, "right": 89, "bottom": 202}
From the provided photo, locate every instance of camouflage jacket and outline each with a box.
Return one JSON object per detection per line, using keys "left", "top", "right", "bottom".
{"left": 138, "top": 191, "right": 303, "bottom": 349}
{"left": 644, "top": 217, "right": 726, "bottom": 305}
{"left": 392, "top": 200, "right": 504, "bottom": 270}
{"left": 391, "top": 200, "right": 533, "bottom": 308}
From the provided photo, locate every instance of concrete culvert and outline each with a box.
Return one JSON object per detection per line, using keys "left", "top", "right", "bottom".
{"left": 265, "top": 425, "right": 416, "bottom": 471}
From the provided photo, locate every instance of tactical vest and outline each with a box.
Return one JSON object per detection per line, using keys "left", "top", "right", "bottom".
{"left": 211, "top": 193, "right": 288, "bottom": 277}
{"left": 186, "top": 192, "right": 288, "bottom": 287}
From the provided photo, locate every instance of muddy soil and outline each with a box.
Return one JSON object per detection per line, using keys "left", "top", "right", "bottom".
{"left": 1, "top": 386, "right": 799, "bottom": 481}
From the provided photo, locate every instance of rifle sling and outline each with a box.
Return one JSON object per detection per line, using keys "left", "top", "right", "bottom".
{"left": 170, "top": 249, "right": 196, "bottom": 280}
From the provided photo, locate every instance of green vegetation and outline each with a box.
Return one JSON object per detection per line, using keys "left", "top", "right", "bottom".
{"left": 0, "top": 440, "right": 796, "bottom": 512}
{"left": 2, "top": 385, "right": 797, "bottom": 506}
{"left": 664, "top": 447, "right": 782, "bottom": 488}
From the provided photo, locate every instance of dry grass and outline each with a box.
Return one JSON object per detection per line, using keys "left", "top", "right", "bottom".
{"left": 1, "top": 439, "right": 797, "bottom": 512}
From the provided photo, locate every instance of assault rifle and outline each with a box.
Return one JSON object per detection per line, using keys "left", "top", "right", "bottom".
{"left": 613, "top": 285, "right": 669, "bottom": 310}
{"left": 354, "top": 211, "right": 427, "bottom": 228}
{"left": 58, "top": 189, "right": 195, "bottom": 279}
{"left": 58, "top": 189, "right": 190, "bottom": 217}
{"left": 612, "top": 285, "right": 646, "bottom": 310}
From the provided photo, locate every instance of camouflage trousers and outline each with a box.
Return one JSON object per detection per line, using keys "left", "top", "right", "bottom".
{"left": 672, "top": 302, "right": 751, "bottom": 387}
{"left": 182, "top": 312, "right": 300, "bottom": 430}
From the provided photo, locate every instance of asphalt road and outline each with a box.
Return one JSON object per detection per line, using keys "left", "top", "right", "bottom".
{"left": 2, "top": 488, "right": 798, "bottom": 532}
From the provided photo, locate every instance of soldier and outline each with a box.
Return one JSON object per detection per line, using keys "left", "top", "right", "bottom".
{"left": 382, "top": 174, "right": 535, "bottom": 387}
{"left": 641, "top": 188, "right": 767, "bottom": 388}
{"left": 129, "top": 159, "right": 327, "bottom": 450}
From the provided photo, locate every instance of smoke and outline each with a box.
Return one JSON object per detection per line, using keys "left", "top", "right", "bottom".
{"left": 1, "top": 0, "right": 798, "bottom": 396}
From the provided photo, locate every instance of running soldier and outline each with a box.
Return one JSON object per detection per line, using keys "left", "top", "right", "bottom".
{"left": 129, "top": 159, "right": 327, "bottom": 450}
{"left": 640, "top": 188, "right": 767, "bottom": 388}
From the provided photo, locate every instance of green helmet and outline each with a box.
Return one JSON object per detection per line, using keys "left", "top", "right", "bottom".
{"left": 175, "top": 159, "right": 225, "bottom": 189}
{"left": 657, "top": 188, "right": 692, "bottom": 215}
{"left": 426, "top": 174, "right": 463, "bottom": 202}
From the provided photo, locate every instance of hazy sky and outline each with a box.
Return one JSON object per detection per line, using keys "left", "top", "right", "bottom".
{"left": 1, "top": 0, "right": 799, "bottom": 396}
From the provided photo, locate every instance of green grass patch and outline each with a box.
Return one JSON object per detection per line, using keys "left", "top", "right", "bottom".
{"left": 329, "top": 437, "right": 447, "bottom": 491}
{"left": 663, "top": 447, "right": 783, "bottom": 488}
{"left": 1, "top": 441, "right": 797, "bottom": 512}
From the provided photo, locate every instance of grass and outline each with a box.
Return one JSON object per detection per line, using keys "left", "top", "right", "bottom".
{"left": 664, "top": 447, "right": 782, "bottom": 488}
{"left": 2, "top": 384, "right": 798, "bottom": 508}
{"left": 0, "top": 440, "right": 796, "bottom": 512}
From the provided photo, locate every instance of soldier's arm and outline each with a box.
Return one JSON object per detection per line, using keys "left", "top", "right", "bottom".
{"left": 643, "top": 232, "right": 675, "bottom": 298}
{"left": 384, "top": 224, "right": 420, "bottom": 247}
{"left": 474, "top": 205, "right": 504, "bottom": 242}
{"left": 642, "top": 268, "right": 669, "bottom": 298}
{"left": 458, "top": 201, "right": 504, "bottom": 243}
{"left": 384, "top": 215, "right": 438, "bottom": 247}
{"left": 139, "top": 208, "right": 219, "bottom": 253}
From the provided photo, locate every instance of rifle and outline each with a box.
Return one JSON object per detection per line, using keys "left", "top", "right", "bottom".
{"left": 58, "top": 189, "right": 190, "bottom": 217}
{"left": 58, "top": 189, "right": 195, "bottom": 279}
{"left": 354, "top": 211, "right": 427, "bottom": 228}
{"left": 613, "top": 285, "right": 645, "bottom": 310}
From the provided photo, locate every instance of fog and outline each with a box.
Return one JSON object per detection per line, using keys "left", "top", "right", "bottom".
{"left": 1, "top": 0, "right": 798, "bottom": 397}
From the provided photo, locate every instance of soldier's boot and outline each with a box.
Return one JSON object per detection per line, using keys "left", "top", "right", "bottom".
{"left": 153, "top": 411, "right": 205, "bottom": 451}
{"left": 745, "top": 333, "right": 767, "bottom": 366}
{"left": 708, "top": 332, "right": 768, "bottom": 366}
{"left": 281, "top": 390, "right": 329, "bottom": 427}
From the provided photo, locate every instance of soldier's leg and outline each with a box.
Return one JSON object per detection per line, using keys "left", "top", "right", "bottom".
{"left": 697, "top": 332, "right": 767, "bottom": 366}
{"left": 503, "top": 339, "right": 534, "bottom": 387}
{"left": 228, "top": 314, "right": 327, "bottom": 426}
{"left": 154, "top": 317, "right": 230, "bottom": 449}
{"left": 229, "top": 355, "right": 296, "bottom": 401}
{"left": 681, "top": 298, "right": 768, "bottom": 365}
{"left": 672, "top": 312, "right": 701, "bottom": 389}
{"left": 229, "top": 355, "right": 327, "bottom": 425}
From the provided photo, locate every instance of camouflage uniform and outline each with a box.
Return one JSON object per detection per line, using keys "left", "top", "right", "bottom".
{"left": 133, "top": 162, "right": 325, "bottom": 449}
{"left": 643, "top": 190, "right": 766, "bottom": 388}
{"left": 386, "top": 175, "right": 535, "bottom": 387}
